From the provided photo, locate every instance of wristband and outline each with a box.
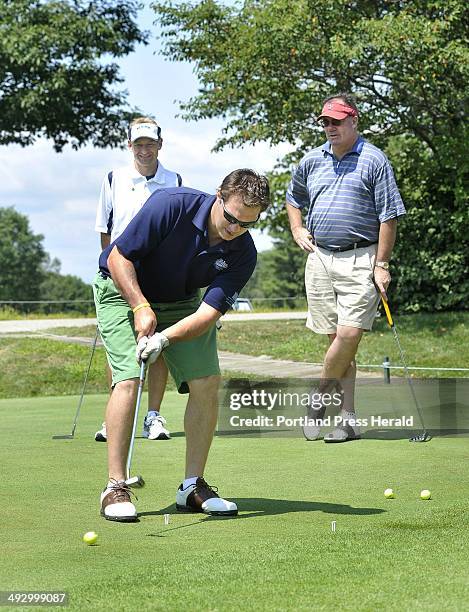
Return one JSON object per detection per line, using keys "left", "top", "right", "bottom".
{"left": 132, "top": 302, "right": 151, "bottom": 314}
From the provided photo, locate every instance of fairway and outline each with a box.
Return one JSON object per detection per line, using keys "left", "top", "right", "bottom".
{"left": 1, "top": 392, "right": 468, "bottom": 611}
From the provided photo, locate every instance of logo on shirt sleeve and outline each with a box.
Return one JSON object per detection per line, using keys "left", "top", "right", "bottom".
{"left": 214, "top": 258, "right": 228, "bottom": 271}
{"left": 226, "top": 292, "right": 238, "bottom": 308}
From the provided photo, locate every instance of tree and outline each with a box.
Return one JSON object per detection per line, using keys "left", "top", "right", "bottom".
{"left": 385, "top": 135, "right": 468, "bottom": 312}
{"left": 0, "top": 0, "right": 147, "bottom": 151}
{"left": 154, "top": 0, "right": 467, "bottom": 155}
{"left": 153, "top": 0, "right": 469, "bottom": 311}
{"left": 0, "top": 211, "right": 94, "bottom": 313}
{"left": 40, "top": 265, "right": 93, "bottom": 314}
{"left": 0, "top": 207, "right": 47, "bottom": 301}
{"left": 242, "top": 233, "right": 307, "bottom": 306}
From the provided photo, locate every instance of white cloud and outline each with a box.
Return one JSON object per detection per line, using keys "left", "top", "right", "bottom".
{"left": 0, "top": 7, "right": 295, "bottom": 285}
{"left": 0, "top": 131, "right": 289, "bottom": 283}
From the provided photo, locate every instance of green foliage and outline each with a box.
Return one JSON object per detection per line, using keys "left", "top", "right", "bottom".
{"left": 0, "top": 207, "right": 94, "bottom": 313}
{"left": 38, "top": 252, "right": 94, "bottom": 314}
{"left": 0, "top": 207, "right": 46, "bottom": 301}
{"left": 243, "top": 234, "right": 307, "bottom": 305}
{"left": 154, "top": 0, "right": 469, "bottom": 311}
{"left": 39, "top": 271, "right": 93, "bottom": 315}
{"left": 243, "top": 172, "right": 307, "bottom": 304}
{"left": 218, "top": 312, "right": 469, "bottom": 377}
{"left": 0, "top": 0, "right": 147, "bottom": 151}
{"left": 154, "top": 0, "right": 467, "bottom": 154}
{"left": 386, "top": 135, "right": 469, "bottom": 311}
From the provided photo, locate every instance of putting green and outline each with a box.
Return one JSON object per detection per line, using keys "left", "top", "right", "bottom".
{"left": 1, "top": 393, "right": 468, "bottom": 610}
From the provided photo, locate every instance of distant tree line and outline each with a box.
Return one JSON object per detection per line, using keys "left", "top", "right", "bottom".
{"left": 0, "top": 207, "right": 93, "bottom": 315}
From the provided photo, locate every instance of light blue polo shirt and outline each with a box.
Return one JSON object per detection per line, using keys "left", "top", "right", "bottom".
{"left": 286, "top": 137, "right": 406, "bottom": 249}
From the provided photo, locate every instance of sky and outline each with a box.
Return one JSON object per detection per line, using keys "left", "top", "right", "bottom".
{"left": 0, "top": 2, "right": 291, "bottom": 283}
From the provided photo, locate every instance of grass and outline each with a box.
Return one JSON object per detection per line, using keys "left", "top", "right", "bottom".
{"left": 217, "top": 312, "right": 469, "bottom": 377}
{"left": 0, "top": 310, "right": 467, "bottom": 400}
{"left": 0, "top": 337, "right": 112, "bottom": 398}
{"left": 0, "top": 307, "right": 95, "bottom": 320}
{"left": 0, "top": 325, "right": 276, "bottom": 399}
{"left": 41, "top": 311, "right": 469, "bottom": 378}
{"left": 1, "top": 393, "right": 468, "bottom": 610}
{"left": 0, "top": 335, "right": 267, "bottom": 398}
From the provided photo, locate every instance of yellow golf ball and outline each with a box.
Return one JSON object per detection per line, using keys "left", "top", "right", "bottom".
{"left": 384, "top": 488, "right": 395, "bottom": 499}
{"left": 420, "top": 489, "right": 431, "bottom": 500}
{"left": 83, "top": 531, "right": 98, "bottom": 545}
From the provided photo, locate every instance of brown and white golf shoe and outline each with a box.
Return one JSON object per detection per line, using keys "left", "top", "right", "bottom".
{"left": 176, "top": 478, "right": 238, "bottom": 516}
{"left": 100, "top": 479, "right": 137, "bottom": 522}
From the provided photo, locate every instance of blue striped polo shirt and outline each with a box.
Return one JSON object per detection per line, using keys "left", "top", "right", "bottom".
{"left": 286, "top": 136, "right": 406, "bottom": 249}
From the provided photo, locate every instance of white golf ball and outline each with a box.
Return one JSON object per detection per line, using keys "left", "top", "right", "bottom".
{"left": 384, "top": 488, "right": 395, "bottom": 499}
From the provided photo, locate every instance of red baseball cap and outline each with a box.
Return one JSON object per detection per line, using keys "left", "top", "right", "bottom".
{"left": 318, "top": 100, "right": 358, "bottom": 120}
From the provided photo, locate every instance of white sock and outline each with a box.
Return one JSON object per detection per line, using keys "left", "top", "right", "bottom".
{"left": 182, "top": 476, "right": 198, "bottom": 489}
{"left": 106, "top": 479, "right": 125, "bottom": 490}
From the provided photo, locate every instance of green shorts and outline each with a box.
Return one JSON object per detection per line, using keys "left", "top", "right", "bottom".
{"left": 93, "top": 272, "right": 220, "bottom": 393}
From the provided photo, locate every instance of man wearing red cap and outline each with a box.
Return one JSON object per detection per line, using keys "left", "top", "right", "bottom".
{"left": 286, "top": 92, "right": 406, "bottom": 442}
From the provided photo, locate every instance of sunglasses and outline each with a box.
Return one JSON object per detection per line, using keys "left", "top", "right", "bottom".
{"left": 318, "top": 116, "right": 356, "bottom": 127}
{"left": 221, "top": 198, "right": 260, "bottom": 229}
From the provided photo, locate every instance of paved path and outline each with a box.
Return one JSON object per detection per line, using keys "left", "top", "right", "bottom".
{"left": 0, "top": 318, "right": 96, "bottom": 333}
{"left": 0, "top": 312, "right": 308, "bottom": 334}
{"left": 0, "top": 318, "right": 380, "bottom": 379}
{"left": 218, "top": 350, "right": 324, "bottom": 378}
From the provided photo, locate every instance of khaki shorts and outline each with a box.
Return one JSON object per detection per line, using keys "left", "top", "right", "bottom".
{"left": 93, "top": 273, "right": 220, "bottom": 392}
{"left": 304, "top": 244, "right": 380, "bottom": 334}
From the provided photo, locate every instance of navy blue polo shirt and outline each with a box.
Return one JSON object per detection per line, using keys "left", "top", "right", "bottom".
{"left": 99, "top": 187, "right": 257, "bottom": 314}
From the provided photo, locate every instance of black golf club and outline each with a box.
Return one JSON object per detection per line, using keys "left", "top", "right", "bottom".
{"left": 381, "top": 296, "right": 431, "bottom": 442}
{"left": 52, "top": 327, "right": 99, "bottom": 440}
{"left": 125, "top": 359, "right": 147, "bottom": 488}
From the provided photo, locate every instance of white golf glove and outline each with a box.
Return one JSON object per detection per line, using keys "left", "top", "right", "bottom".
{"left": 135, "top": 333, "right": 169, "bottom": 365}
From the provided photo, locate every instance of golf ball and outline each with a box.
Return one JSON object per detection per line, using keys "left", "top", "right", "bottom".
{"left": 384, "top": 488, "right": 395, "bottom": 499}
{"left": 420, "top": 489, "right": 431, "bottom": 500}
{"left": 83, "top": 531, "right": 98, "bottom": 545}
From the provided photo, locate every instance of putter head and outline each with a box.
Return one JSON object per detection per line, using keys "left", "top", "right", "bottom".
{"left": 52, "top": 434, "right": 74, "bottom": 439}
{"left": 409, "top": 431, "right": 432, "bottom": 443}
{"left": 125, "top": 475, "right": 145, "bottom": 488}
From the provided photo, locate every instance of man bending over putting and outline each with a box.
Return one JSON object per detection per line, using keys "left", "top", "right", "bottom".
{"left": 93, "top": 169, "right": 270, "bottom": 521}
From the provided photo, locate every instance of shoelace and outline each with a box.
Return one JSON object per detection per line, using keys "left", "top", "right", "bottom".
{"left": 197, "top": 478, "right": 218, "bottom": 495}
{"left": 107, "top": 478, "right": 138, "bottom": 503}
{"left": 146, "top": 415, "right": 167, "bottom": 426}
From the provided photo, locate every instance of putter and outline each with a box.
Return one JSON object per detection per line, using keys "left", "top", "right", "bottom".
{"left": 125, "top": 359, "right": 147, "bottom": 488}
{"left": 52, "top": 327, "right": 99, "bottom": 439}
{"left": 380, "top": 296, "right": 431, "bottom": 442}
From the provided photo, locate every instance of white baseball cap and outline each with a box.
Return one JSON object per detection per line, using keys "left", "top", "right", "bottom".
{"left": 128, "top": 123, "right": 161, "bottom": 143}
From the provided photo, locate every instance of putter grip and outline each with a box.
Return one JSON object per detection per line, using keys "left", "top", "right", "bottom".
{"left": 381, "top": 297, "right": 394, "bottom": 327}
